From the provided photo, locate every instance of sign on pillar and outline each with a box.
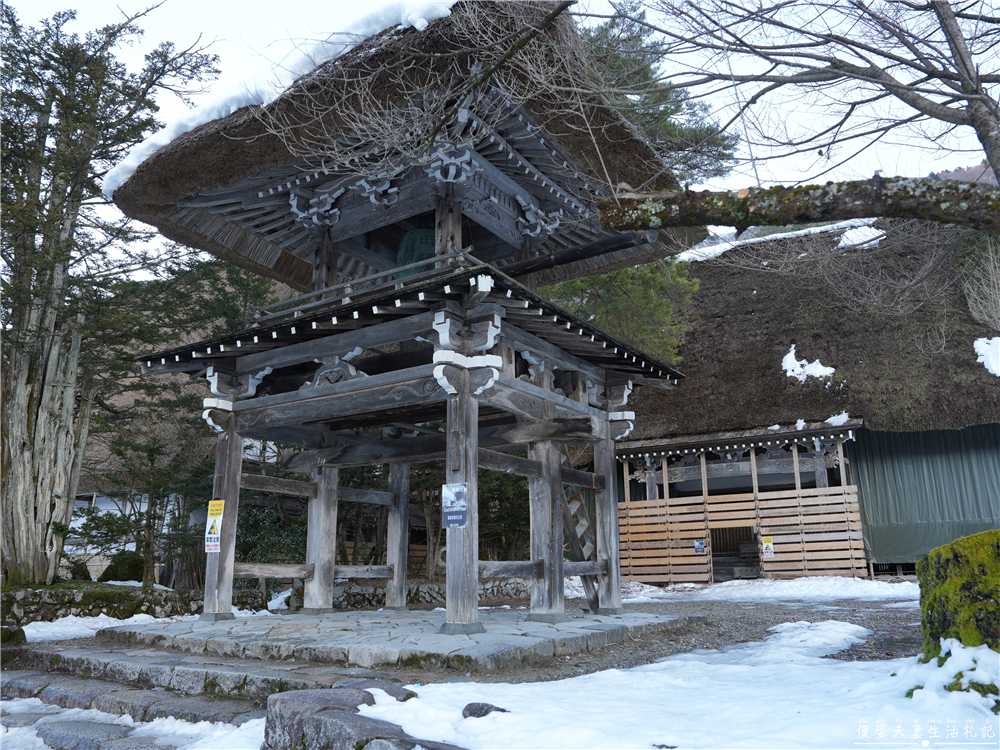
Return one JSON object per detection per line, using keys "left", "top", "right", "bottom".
{"left": 442, "top": 483, "right": 469, "bottom": 528}
{"left": 205, "top": 500, "right": 224, "bottom": 553}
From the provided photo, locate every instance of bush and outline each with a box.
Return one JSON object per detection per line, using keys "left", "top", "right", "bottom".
{"left": 98, "top": 550, "right": 144, "bottom": 583}
{"left": 917, "top": 529, "right": 1000, "bottom": 661}
{"left": 67, "top": 559, "right": 92, "bottom": 581}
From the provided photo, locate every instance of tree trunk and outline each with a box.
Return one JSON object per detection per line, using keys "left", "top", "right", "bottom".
{"left": 2, "top": 310, "right": 90, "bottom": 586}
{"left": 600, "top": 177, "right": 1000, "bottom": 235}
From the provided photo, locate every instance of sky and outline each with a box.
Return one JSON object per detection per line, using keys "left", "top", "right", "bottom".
{"left": 7, "top": 0, "right": 990, "bottom": 192}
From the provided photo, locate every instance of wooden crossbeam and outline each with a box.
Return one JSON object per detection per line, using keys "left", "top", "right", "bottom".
{"left": 240, "top": 473, "right": 393, "bottom": 505}
{"left": 233, "top": 562, "right": 314, "bottom": 579}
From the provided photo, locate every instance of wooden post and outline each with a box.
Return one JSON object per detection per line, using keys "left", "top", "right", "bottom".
{"left": 301, "top": 466, "right": 338, "bottom": 614}
{"left": 622, "top": 459, "right": 631, "bottom": 503}
{"left": 202, "top": 412, "right": 242, "bottom": 622}
{"left": 435, "top": 192, "right": 462, "bottom": 263}
{"left": 386, "top": 463, "right": 410, "bottom": 610}
{"left": 313, "top": 232, "right": 338, "bottom": 296}
{"left": 527, "top": 440, "right": 569, "bottom": 622}
{"left": 645, "top": 456, "right": 658, "bottom": 501}
{"left": 595, "top": 430, "right": 623, "bottom": 614}
{"left": 836, "top": 438, "right": 848, "bottom": 486}
{"left": 440, "top": 367, "right": 484, "bottom": 634}
{"left": 699, "top": 451, "right": 712, "bottom": 582}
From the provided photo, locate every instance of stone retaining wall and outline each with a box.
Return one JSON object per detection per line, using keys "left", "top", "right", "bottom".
{"left": 324, "top": 578, "right": 530, "bottom": 609}
{"left": 1, "top": 586, "right": 266, "bottom": 629}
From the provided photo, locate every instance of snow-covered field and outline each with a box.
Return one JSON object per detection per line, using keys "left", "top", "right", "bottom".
{"left": 5, "top": 578, "right": 997, "bottom": 750}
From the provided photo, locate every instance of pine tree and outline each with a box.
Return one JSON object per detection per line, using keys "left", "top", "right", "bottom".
{"left": 1, "top": 6, "right": 219, "bottom": 585}
{"left": 581, "top": 1, "right": 738, "bottom": 184}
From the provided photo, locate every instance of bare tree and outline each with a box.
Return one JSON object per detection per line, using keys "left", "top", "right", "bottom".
{"left": 590, "top": 0, "right": 999, "bottom": 182}
{"left": 961, "top": 234, "right": 1000, "bottom": 328}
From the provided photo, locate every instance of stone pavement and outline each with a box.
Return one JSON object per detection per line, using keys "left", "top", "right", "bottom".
{"left": 1, "top": 671, "right": 458, "bottom": 750}
{"left": 96, "top": 609, "right": 703, "bottom": 671}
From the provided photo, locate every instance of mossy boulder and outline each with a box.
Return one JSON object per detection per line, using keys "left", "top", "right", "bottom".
{"left": 917, "top": 529, "right": 1000, "bottom": 661}
{"left": 97, "top": 550, "right": 144, "bottom": 583}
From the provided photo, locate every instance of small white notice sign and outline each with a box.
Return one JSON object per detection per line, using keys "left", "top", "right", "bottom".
{"left": 761, "top": 536, "right": 774, "bottom": 558}
{"left": 205, "top": 500, "right": 224, "bottom": 553}
{"left": 694, "top": 539, "right": 705, "bottom": 554}
{"left": 442, "top": 483, "right": 469, "bottom": 529}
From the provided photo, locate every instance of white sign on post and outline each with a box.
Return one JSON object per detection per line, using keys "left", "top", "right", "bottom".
{"left": 205, "top": 500, "right": 224, "bottom": 553}
{"left": 441, "top": 483, "right": 469, "bottom": 528}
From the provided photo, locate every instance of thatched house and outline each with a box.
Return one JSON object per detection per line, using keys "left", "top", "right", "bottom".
{"left": 112, "top": 1, "right": 702, "bottom": 294}
{"left": 617, "top": 225, "right": 1000, "bottom": 583}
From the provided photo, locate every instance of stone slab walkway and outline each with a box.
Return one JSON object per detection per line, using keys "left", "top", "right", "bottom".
{"left": 96, "top": 610, "right": 701, "bottom": 672}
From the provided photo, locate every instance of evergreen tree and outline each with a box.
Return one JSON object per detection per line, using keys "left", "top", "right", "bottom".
{"left": 0, "top": 6, "right": 219, "bottom": 585}
{"left": 581, "top": 1, "right": 738, "bottom": 184}
{"left": 540, "top": 260, "right": 698, "bottom": 366}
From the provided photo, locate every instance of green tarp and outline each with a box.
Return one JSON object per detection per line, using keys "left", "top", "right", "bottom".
{"left": 850, "top": 424, "right": 1000, "bottom": 563}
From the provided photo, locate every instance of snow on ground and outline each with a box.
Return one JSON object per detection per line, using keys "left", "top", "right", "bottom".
{"left": 21, "top": 605, "right": 276, "bottom": 642}
{"left": 565, "top": 576, "right": 919, "bottom": 604}
{"left": 361, "top": 626, "right": 998, "bottom": 750}
{"left": 975, "top": 337, "right": 1000, "bottom": 377}
{"left": 102, "top": 580, "right": 172, "bottom": 591}
{"left": 0, "top": 699, "right": 265, "bottom": 750}
{"left": 782, "top": 344, "right": 836, "bottom": 382}
{"left": 268, "top": 587, "right": 293, "bottom": 610}
{"left": 101, "top": 1, "right": 457, "bottom": 198}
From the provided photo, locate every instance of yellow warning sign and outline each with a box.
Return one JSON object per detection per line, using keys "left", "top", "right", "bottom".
{"left": 205, "top": 501, "right": 224, "bottom": 553}
{"left": 762, "top": 536, "right": 774, "bottom": 558}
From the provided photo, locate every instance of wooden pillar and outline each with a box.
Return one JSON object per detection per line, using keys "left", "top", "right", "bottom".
{"left": 595, "top": 430, "right": 624, "bottom": 614}
{"left": 301, "top": 466, "right": 338, "bottom": 615}
{"left": 202, "top": 412, "right": 242, "bottom": 622}
{"left": 386, "top": 463, "right": 410, "bottom": 610}
{"left": 435, "top": 192, "right": 462, "bottom": 262}
{"left": 527, "top": 440, "right": 569, "bottom": 622}
{"left": 441, "top": 367, "right": 484, "bottom": 634}
{"left": 313, "top": 232, "right": 338, "bottom": 294}
{"left": 644, "top": 456, "right": 658, "bottom": 501}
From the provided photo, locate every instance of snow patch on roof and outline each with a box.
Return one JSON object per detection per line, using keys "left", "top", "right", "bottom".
{"left": 102, "top": 2, "right": 457, "bottom": 199}
{"left": 782, "top": 344, "right": 835, "bottom": 382}
{"left": 825, "top": 411, "right": 850, "bottom": 426}
{"left": 838, "top": 225, "right": 883, "bottom": 248}
{"left": 795, "top": 418, "right": 806, "bottom": 430}
{"left": 974, "top": 337, "right": 1000, "bottom": 377}
{"left": 677, "top": 218, "right": 877, "bottom": 262}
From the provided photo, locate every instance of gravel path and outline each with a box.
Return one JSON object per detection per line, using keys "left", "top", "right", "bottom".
{"left": 454, "top": 594, "right": 924, "bottom": 684}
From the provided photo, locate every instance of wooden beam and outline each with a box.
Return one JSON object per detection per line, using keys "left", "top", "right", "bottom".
{"left": 665, "top": 456, "right": 832, "bottom": 483}
{"left": 478, "top": 560, "right": 543, "bottom": 579}
{"left": 233, "top": 562, "right": 315, "bottom": 579}
{"left": 235, "top": 365, "right": 446, "bottom": 434}
{"left": 336, "top": 237, "right": 395, "bottom": 272}
{"left": 501, "top": 232, "right": 654, "bottom": 278}
{"left": 564, "top": 559, "right": 608, "bottom": 577}
{"left": 477, "top": 448, "right": 605, "bottom": 490}
{"left": 235, "top": 312, "right": 436, "bottom": 373}
{"left": 241, "top": 473, "right": 317, "bottom": 498}
{"left": 336, "top": 564, "right": 392, "bottom": 578}
{"left": 484, "top": 373, "right": 605, "bottom": 422}
{"left": 498, "top": 324, "right": 605, "bottom": 384}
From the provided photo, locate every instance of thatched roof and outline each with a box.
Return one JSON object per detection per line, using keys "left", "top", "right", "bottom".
{"left": 113, "top": 1, "right": 692, "bottom": 291}
{"left": 629, "top": 246, "right": 1000, "bottom": 440}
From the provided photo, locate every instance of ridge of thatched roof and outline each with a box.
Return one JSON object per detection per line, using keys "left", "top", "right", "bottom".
{"left": 113, "top": 1, "right": 686, "bottom": 291}
{"left": 630, "top": 250, "right": 1000, "bottom": 440}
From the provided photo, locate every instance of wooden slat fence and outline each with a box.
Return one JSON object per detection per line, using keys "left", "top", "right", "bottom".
{"left": 618, "top": 496, "right": 712, "bottom": 584}
{"left": 757, "top": 486, "right": 866, "bottom": 578}
{"left": 618, "top": 485, "right": 865, "bottom": 583}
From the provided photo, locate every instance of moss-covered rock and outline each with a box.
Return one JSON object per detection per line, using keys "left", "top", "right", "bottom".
{"left": 917, "top": 529, "right": 1000, "bottom": 661}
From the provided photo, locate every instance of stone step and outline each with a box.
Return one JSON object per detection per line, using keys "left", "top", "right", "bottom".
{"left": 1, "top": 669, "right": 266, "bottom": 725}
{"left": 3, "top": 643, "right": 413, "bottom": 702}
{"left": 1, "top": 669, "right": 463, "bottom": 750}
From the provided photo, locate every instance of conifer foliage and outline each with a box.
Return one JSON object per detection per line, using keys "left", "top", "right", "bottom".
{"left": 0, "top": 6, "right": 218, "bottom": 585}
